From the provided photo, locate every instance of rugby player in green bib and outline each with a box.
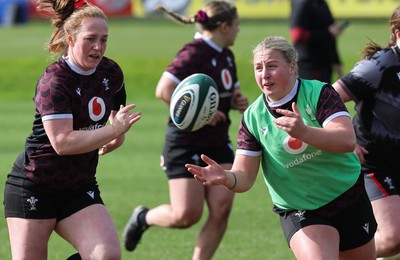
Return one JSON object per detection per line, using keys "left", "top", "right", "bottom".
{"left": 186, "top": 36, "right": 377, "bottom": 260}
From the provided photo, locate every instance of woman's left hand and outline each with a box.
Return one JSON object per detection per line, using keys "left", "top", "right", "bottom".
{"left": 274, "top": 102, "right": 306, "bottom": 139}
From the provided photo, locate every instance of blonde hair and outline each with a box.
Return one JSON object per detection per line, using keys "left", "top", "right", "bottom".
{"left": 253, "top": 36, "right": 298, "bottom": 64}
{"left": 37, "top": 0, "right": 107, "bottom": 55}
{"left": 156, "top": 0, "right": 237, "bottom": 32}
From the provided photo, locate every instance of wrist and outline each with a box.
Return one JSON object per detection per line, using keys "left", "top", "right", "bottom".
{"left": 110, "top": 124, "right": 120, "bottom": 138}
{"left": 227, "top": 171, "right": 237, "bottom": 190}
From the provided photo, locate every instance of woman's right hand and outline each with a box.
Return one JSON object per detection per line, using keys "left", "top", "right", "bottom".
{"left": 111, "top": 104, "right": 142, "bottom": 136}
{"left": 186, "top": 154, "right": 226, "bottom": 186}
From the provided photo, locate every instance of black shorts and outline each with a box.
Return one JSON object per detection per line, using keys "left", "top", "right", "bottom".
{"left": 274, "top": 175, "right": 377, "bottom": 251}
{"left": 364, "top": 171, "right": 400, "bottom": 201}
{"left": 161, "top": 141, "right": 234, "bottom": 179}
{"left": 4, "top": 176, "right": 104, "bottom": 221}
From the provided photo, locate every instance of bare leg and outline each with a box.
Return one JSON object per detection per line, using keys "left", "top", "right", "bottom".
{"left": 192, "top": 183, "right": 234, "bottom": 260}
{"left": 290, "top": 225, "right": 340, "bottom": 260}
{"left": 146, "top": 178, "right": 205, "bottom": 228}
{"left": 340, "top": 238, "right": 375, "bottom": 260}
{"left": 372, "top": 196, "right": 400, "bottom": 257}
{"left": 7, "top": 217, "right": 56, "bottom": 260}
{"left": 56, "top": 204, "right": 121, "bottom": 260}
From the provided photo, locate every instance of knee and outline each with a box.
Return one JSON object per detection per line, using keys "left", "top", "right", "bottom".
{"left": 377, "top": 232, "right": 400, "bottom": 256}
{"left": 81, "top": 244, "right": 121, "bottom": 260}
{"left": 172, "top": 208, "right": 202, "bottom": 229}
{"left": 210, "top": 201, "right": 233, "bottom": 223}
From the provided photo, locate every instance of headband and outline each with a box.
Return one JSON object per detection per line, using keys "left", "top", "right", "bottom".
{"left": 74, "top": 0, "right": 87, "bottom": 10}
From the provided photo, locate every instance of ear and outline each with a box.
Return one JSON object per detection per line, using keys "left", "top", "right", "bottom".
{"left": 290, "top": 62, "right": 296, "bottom": 75}
{"left": 395, "top": 29, "right": 400, "bottom": 40}
{"left": 219, "top": 22, "right": 228, "bottom": 33}
{"left": 67, "top": 33, "right": 75, "bottom": 46}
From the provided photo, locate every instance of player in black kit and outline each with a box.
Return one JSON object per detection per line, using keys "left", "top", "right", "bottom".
{"left": 333, "top": 6, "right": 400, "bottom": 259}
{"left": 122, "top": 1, "right": 248, "bottom": 259}
{"left": 290, "top": 0, "right": 345, "bottom": 84}
{"left": 3, "top": 0, "right": 141, "bottom": 259}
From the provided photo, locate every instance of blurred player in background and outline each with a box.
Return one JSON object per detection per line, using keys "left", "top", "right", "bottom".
{"left": 289, "top": 0, "right": 346, "bottom": 84}
{"left": 122, "top": 1, "right": 248, "bottom": 259}
{"left": 186, "top": 36, "right": 377, "bottom": 260}
{"left": 3, "top": 0, "right": 142, "bottom": 259}
{"left": 332, "top": 6, "right": 400, "bottom": 259}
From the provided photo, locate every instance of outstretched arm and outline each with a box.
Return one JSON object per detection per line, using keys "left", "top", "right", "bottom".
{"left": 45, "top": 104, "right": 141, "bottom": 155}
{"left": 185, "top": 154, "right": 260, "bottom": 193}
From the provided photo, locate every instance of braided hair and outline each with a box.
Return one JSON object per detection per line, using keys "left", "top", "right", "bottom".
{"left": 156, "top": 1, "right": 237, "bottom": 33}
{"left": 37, "top": 0, "right": 107, "bottom": 55}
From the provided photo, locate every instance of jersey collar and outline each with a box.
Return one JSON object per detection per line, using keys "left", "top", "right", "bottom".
{"left": 197, "top": 34, "right": 223, "bottom": 53}
{"left": 63, "top": 56, "right": 97, "bottom": 75}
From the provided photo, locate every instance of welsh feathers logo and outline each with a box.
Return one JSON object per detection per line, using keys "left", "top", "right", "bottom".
{"left": 88, "top": 97, "right": 106, "bottom": 122}
{"left": 283, "top": 136, "right": 308, "bottom": 154}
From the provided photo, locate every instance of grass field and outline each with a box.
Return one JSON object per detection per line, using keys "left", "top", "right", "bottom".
{"left": 0, "top": 18, "right": 389, "bottom": 259}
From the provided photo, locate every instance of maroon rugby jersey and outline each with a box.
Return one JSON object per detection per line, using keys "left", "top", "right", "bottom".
{"left": 165, "top": 36, "right": 239, "bottom": 147}
{"left": 9, "top": 56, "right": 126, "bottom": 191}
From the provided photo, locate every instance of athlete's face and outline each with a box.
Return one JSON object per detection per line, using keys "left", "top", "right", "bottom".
{"left": 253, "top": 49, "right": 296, "bottom": 102}
{"left": 68, "top": 17, "right": 108, "bottom": 71}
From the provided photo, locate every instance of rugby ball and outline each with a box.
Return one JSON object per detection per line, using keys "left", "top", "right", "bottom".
{"left": 170, "top": 73, "right": 219, "bottom": 132}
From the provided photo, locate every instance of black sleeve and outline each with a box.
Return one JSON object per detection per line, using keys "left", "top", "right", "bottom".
{"left": 316, "top": 84, "right": 349, "bottom": 125}
{"left": 113, "top": 84, "right": 126, "bottom": 110}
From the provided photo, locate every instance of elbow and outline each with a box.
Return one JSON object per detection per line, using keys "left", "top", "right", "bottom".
{"left": 335, "top": 136, "right": 356, "bottom": 153}
{"left": 155, "top": 89, "right": 167, "bottom": 103}
{"left": 155, "top": 89, "right": 162, "bottom": 100}
{"left": 155, "top": 91, "right": 171, "bottom": 105}
{"left": 50, "top": 139, "right": 76, "bottom": 156}
{"left": 344, "top": 131, "right": 357, "bottom": 152}
{"left": 343, "top": 138, "right": 356, "bottom": 153}
{"left": 338, "top": 144, "right": 355, "bottom": 154}
{"left": 234, "top": 186, "right": 252, "bottom": 193}
{"left": 52, "top": 144, "right": 69, "bottom": 156}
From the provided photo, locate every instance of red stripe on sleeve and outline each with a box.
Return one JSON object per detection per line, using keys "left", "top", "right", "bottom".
{"left": 290, "top": 27, "right": 311, "bottom": 43}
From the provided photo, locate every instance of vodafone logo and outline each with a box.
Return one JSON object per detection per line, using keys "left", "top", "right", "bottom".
{"left": 221, "top": 69, "right": 232, "bottom": 90}
{"left": 283, "top": 136, "right": 308, "bottom": 154}
{"left": 88, "top": 97, "right": 106, "bottom": 122}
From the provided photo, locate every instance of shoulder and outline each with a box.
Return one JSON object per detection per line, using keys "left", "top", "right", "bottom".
{"left": 246, "top": 94, "right": 265, "bottom": 112}
{"left": 243, "top": 94, "right": 266, "bottom": 124}
{"left": 180, "top": 39, "right": 208, "bottom": 52}
{"left": 346, "top": 47, "right": 397, "bottom": 83}
{"left": 45, "top": 58, "right": 68, "bottom": 74}
{"left": 299, "top": 79, "right": 326, "bottom": 94}
{"left": 291, "top": 0, "right": 314, "bottom": 9}
{"left": 223, "top": 47, "right": 236, "bottom": 60}
{"left": 39, "top": 59, "right": 71, "bottom": 87}
{"left": 98, "top": 56, "right": 124, "bottom": 78}
{"left": 101, "top": 56, "right": 122, "bottom": 70}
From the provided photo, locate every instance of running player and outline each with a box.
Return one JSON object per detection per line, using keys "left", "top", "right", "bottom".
{"left": 122, "top": 1, "right": 248, "bottom": 259}
{"left": 3, "top": 0, "right": 141, "bottom": 259}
